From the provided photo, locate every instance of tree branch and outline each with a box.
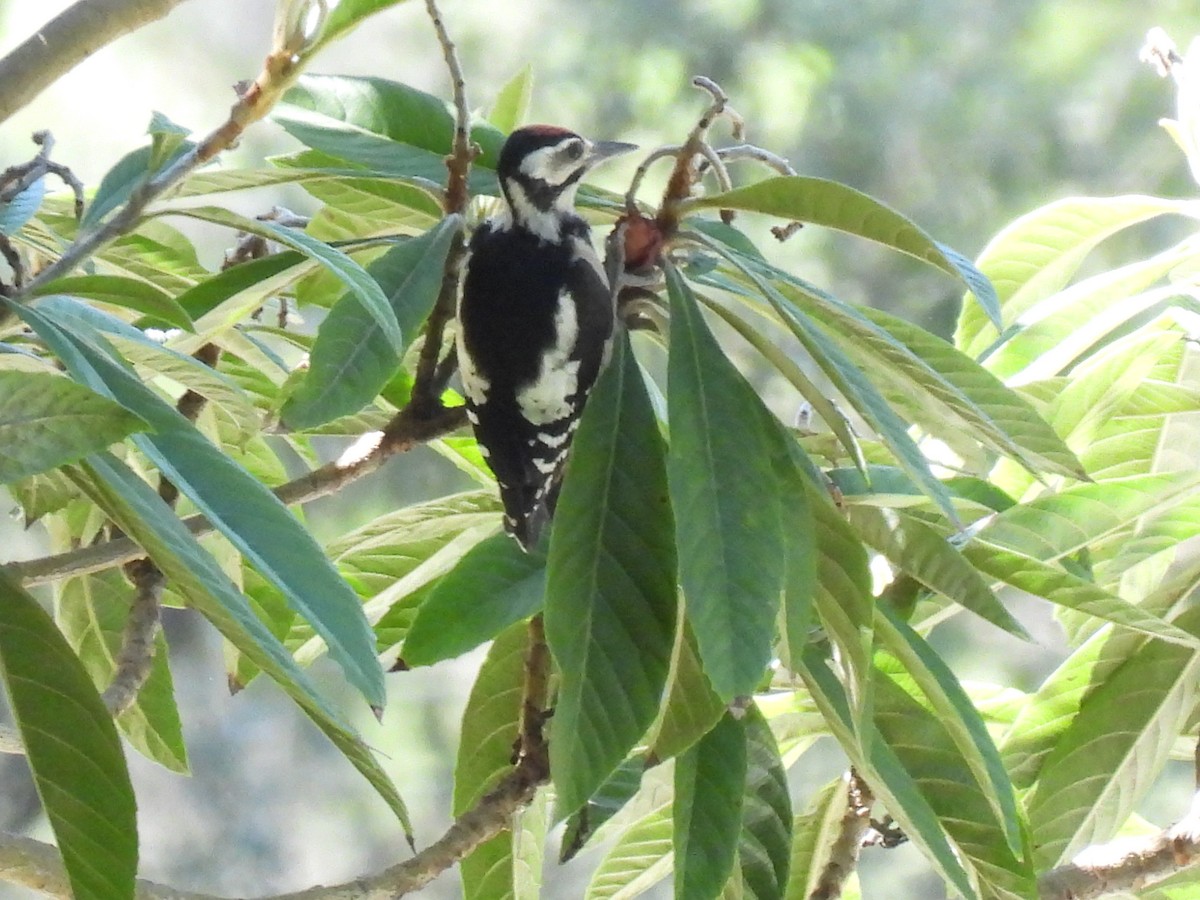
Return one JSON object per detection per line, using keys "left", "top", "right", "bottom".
{"left": 101, "top": 559, "right": 164, "bottom": 716}
{"left": 1039, "top": 789, "right": 1200, "bottom": 899}
{"left": 809, "top": 770, "right": 874, "bottom": 900}
{"left": 0, "top": 0, "right": 198, "bottom": 126}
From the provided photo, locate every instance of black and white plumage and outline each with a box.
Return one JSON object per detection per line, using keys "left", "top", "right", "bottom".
{"left": 457, "top": 125, "right": 636, "bottom": 551}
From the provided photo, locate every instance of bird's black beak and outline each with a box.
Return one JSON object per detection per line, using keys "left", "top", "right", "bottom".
{"left": 585, "top": 140, "right": 638, "bottom": 169}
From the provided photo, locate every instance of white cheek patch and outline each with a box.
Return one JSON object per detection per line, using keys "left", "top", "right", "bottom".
{"left": 507, "top": 182, "right": 563, "bottom": 243}
{"left": 517, "top": 291, "right": 580, "bottom": 425}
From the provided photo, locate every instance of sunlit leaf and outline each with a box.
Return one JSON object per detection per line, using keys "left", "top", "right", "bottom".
{"left": 487, "top": 65, "right": 535, "bottom": 132}
{"left": 0, "top": 370, "right": 146, "bottom": 484}
{"left": 689, "top": 176, "right": 999, "bottom": 325}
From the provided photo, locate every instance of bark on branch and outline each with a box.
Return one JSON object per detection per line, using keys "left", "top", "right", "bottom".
{"left": 0, "top": 0, "right": 198, "bottom": 126}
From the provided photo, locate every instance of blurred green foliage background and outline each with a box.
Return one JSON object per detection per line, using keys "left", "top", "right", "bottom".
{"left": 3, "top": 0, "right": 1200, "bottom": 896}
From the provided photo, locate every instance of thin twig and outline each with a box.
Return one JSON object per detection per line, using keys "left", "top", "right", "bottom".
{"left": 409, "top": 0, "right": 474, "bottom": 414}
{"left": 101, "top": 560, "right": 164, "bottom": 716}
{"left": 809, "top": 770, "right": 874, "bottom": 900}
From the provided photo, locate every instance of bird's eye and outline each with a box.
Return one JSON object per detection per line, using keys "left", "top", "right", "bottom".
{"left": 564, "top": 141, "right": 585, "bottom": 161}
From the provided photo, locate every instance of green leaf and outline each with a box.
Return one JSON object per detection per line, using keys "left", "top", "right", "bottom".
{"left": 648, "top": 623, "right": 727, "bottom": 765}
{"left": 1024, "top": 605, "right": 1200, "bottom": 867}
{"left": 847, "top": 506, "right": 1027, "bottom": 638}
{"left": 82, "top": 142, "right": 191, "bottom": 229}
{"left": 962, "top": 544, "right": 1200, "bottom": 647}
{"left": 69, "top": 453, "right": 412, "bottom": 835}
{"left": 281, "top": 215, "right": 461, "bottom": 429}
{"left": 403, "top": 532, "right": 544, "bottom": 665}
{"left": 455, "top": 623, "right": 526, "bottom": 898}
{"left": 782, "top": 779, "right": 847, "bottom": 900}
{"left": 146, "top": 110, "right": 191, "bottom": 172}
{"left": 875, "top": 606, "right": 1024, "bottom": 857}
{"left": 0, "top": 568, "right": 137, "bottom": 900}
{"left": 487, "top": 65, "right": 535, "bottom": 132}
{"left": 0, "top": 175, "right": 45, "bottom": 234}
{"left": 872, "top": 666, "right": 1035, "bottom": 899}
{"left": 955, "top": 195, "right": 1188, "bottom": 358}
{"left": 30, "top": 275, "right": 194, "bottom": 330}
{"left": 314, "top": 0, "right": 414, "bottom": 50}
{"left": 586, "top": 801, "right": 675, "bottom": 899}
{"left": 738, "top": 706, "right": 792, "bottom": 900}
{"left": 276, "top": 74, "right": 504, "bottom": 182}
{"left": 799, "top": 646, "right": 977, "bottom": 899}
{"left": 545, "top": 332, "right": 678, "bottom": 816}
{"left": 7, "top": 300, "right": 387, "bottom": 710}
{"left": 699, "top": 239, "right": 961, "bottom": 525}
{"left": 666, "top": 265, "right": 784, "bottom": 699}
{"left": 689, "top": 176, "right": 999, "bottom": 325}
{"left": 561, "top": 757, "right": 647, "bottom": 863}
{"left": 58, "top": 572, "right": 188, "bottom": 773}
{"left": 173, "top": 252, "right": 309, "bottom": 322}
{"left": 164, "top": 206, "right": 402, "bottom": 351}
{"left": 860, "top": 306, "right": 1086, "bottom": 480}
{"left": 675, "top": 712, "right": 748, "bottom": 900}
{"left": 0, "top": 370, "right": 146, "bottom": 484}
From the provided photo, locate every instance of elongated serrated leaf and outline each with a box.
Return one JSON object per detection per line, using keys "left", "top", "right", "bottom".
{"left": 403, "top": 533, "right": 544, "bottom": 665}
{"left": 978, "top": 472, "right": 1200, "bottom": 566}
{"left": 281, "top": 216, "right": 461, "bottom": 429}
{"left": 276, "top": 74, "right": 504, "bottom": 182}
{"left": 487, "top": 65, "right": 534, "bottom": 132}
{"left": 689, "top": 176, "right": 999, "bottom": 325}
{"left": 956, "top": 195, "right": 1189, "bottom": 358}
{"left": 696, "top": 237, "right": 961, "bottom": 525}
{"left": 799, "top": 645, "right": 977, "bottom": 899}
{"left": 1025, "top": 607, "right": 1200, "bottom": 867}
{"left": 782, "top": 779, "right": 847, "bottom": 900}
{"left": 586, "top": 802, "right": 675, "bottom": 900}
{"left": 0, "top": 370, "right": 146, "bottom": 484}
{"left": 848, "top": 506, "right": 1026, "bottom": 638}
{"left": 58, "top": 571, "right": 188, "bottom": 773}
{"left": 70, "top": 453, "right": 411, "bottom": 834}
{"left": 173, "top": 252, "right": 309, "bottom": 322}
{"left": 7, "top": 299, "right": 386, "bottom": 709}
{"left": 545, "top": 332, "right": 677, "bottom": 816}
{"left": 666, "top": 265, "right": 784, "bottom": 699}
{"left": 860, "top": 306, "right": 1086, "bottom": 480}
{"left": 875, "top": 606, "right": 1023, "bottom": 856}
{"left": 164, "top": 205, "right": 401, "bottom": 350}
{"left": 81, "top": 145, "right": 153, "bottom": 229}
{"left": 675, "top": 712, "right": 748, "bottom": 900}
{"left": 31, "top": 275, "right": 194, "bottom": 330}
{"left": 0, "top": 568, "right": 137, "bottom": 900}
{"left": 872, "top": 667, "right": 1036, "bottom": 900}
{"left": 455, "top": 623, "right": 526, "bottom": 898}
{"left": 963, "top": 544, "right": 1200, "bottom": 647}
{"left": 738, "top": 706, "right": 792, "bottom": 900}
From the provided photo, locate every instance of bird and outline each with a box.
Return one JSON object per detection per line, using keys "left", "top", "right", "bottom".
{"left": 456, "top": 125, "right": 636, "bottom": 551}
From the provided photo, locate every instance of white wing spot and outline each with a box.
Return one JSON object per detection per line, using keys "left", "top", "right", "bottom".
{"left": 517, "top": 291, "right": 580, "bottom": 425}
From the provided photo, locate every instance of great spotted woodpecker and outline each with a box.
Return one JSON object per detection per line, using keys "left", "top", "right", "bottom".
{"left": 457, "top": 125, "right": 636, "bottom": 550}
